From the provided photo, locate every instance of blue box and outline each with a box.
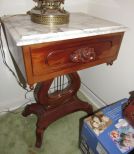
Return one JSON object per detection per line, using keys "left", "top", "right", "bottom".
{"left": 80, "top": 98, "right": 134, "bottom": 154}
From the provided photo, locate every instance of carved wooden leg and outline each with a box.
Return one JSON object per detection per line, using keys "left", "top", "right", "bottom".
{"left": 35, "top": 126, "right": 45, "bottom": 148}
{"left": 22, "top": 72, "right": 93, "bottom": 148}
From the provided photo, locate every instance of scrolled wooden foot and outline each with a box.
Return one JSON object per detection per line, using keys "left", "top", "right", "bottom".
{"left": 22, "top": 103, "right": 45, "bottom": 118}
{"left": 78, "top": 101, "right": 93, "bottom": 115}
{"left": 22, "top": 105, "right": 32, "bottom": 117}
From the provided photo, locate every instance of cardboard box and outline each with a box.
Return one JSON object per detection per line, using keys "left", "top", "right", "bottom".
{"left": 80, "top": 98, "right": 134, "bottom": 154}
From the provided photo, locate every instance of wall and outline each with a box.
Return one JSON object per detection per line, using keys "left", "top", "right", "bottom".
{"left": 0, "top": 0, "right": 34, "bottom": 113}
{"left": 80, "top": 0, "right": 134, "bottom": 107}
{"left": 1, "top": 0, "right": 133, "bottom": 111}
{"left": 0, "top": 0, "right": 89, "bottom": 112}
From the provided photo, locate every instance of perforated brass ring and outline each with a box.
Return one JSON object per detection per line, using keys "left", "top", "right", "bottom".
{"left": 31, "top": 12, "right": 69, "bottom": 25}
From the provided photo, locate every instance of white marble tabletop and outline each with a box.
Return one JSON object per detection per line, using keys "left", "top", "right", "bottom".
{"left": 2, "top": 12, "right": 127, "bottom": 46}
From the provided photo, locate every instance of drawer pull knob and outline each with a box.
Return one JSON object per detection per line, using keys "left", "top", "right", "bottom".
{"left": 70, "top": 47, "right": 96, "bottom": 63}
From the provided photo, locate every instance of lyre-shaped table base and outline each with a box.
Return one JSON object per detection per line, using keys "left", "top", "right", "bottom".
{"left": 22, "top": 72, "right": 93, "bottom": 148}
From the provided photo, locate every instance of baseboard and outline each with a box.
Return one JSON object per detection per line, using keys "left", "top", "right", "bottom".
{"left": 80, "top": 83, "right": 106, "bottom": 109}
{"left": 0, "top": 98, "right": 31, "bottom": 115}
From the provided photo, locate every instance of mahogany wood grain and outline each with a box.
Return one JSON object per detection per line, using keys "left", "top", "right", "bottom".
{"left": 22, "top": 32, "right": 124, "bottom": 86}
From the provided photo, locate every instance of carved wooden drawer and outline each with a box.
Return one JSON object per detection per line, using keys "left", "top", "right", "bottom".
{"left": 22, "top": 32, "right": 124, "bottom": 85}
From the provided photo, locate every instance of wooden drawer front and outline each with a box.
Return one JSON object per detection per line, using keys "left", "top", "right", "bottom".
{"left": 31, "top": 41, "right": 111, "bottom": 75}
{"left": 30, "top": 33, "right": 123, "bottom": 78}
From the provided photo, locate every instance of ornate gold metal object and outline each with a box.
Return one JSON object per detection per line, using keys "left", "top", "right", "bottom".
{"left": 31, "top": 0, "right": 69, "bottom": 25}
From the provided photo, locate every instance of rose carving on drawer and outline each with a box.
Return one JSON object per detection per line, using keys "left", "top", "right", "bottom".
{"left": 70, "top": 47, "right": 96, "bottom": 63}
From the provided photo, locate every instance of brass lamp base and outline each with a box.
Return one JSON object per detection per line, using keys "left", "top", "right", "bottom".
{"left": 31, "top": 10, "right": 69, "bottom": 25}
{"left": 31, "top": 0, "right": 70, "bottom": 25}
